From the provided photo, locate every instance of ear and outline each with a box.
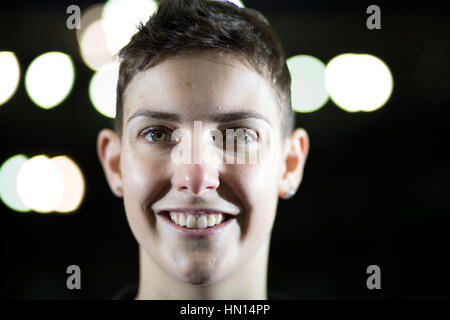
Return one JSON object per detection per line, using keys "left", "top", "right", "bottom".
{"left": 97, "top": 129, "right": 123, "bottom": 198}
{"left": 278, "top": 128, "right": 309, "bottom": 199}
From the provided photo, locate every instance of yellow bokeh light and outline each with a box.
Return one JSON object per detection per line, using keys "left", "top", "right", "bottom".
{"left": 16, "top": 155, "right": 64, "bottom": 213}
{"left": 51, "top": 156, "right": 85, "bottom": 213}
{"left": 0, "top": 51, "right": 21, "bottom": 106}
{"left": 79, "top": 20, "right": 113, "bottom": 71}
{"left": 76, "top": 3, "right": 104, "bottom": 43}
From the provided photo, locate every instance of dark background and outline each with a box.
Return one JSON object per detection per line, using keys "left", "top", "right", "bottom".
{"left": 1, "top": 0, "right": 449, "bottom": 299}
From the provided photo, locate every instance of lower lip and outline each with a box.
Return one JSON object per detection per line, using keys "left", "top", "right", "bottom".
{"left": 158, "top": 212, "right": 236, "bottom": 238}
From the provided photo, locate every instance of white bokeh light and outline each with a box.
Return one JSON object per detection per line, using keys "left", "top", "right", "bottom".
{"left": 102, "top": 0, "right": 158, "bottom": 55}
{"left": 89, "top": 61, "right": 119, "bottom": 118}
{"left": 0, "top": 52, "right": 21, "bottom": 106}
{"left": 79, "top": 19, "right": 113, "bottom": 71}
{"left": 25, "top": 52, "right": 75, "bottom": 109}
{"left": 16, "top": 155, "right": 64, "bottom": 213}
{"left": 51, "top": 156, "right": 85, "bottom": 213}
{"left": 325, "top": 53, "right": 393, "bottom": 112}
{"left": 287, "top": 55, "right": 329, "bottom": 113}
{"left": 0, "top": 154, "right": 30, "bottom": 212}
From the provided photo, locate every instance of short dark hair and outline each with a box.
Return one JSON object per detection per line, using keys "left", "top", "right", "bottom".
{"left": 115, "top": 0, "right": 295, "bottom": 138}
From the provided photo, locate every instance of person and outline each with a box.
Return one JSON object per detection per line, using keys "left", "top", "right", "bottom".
{"left": 97, "top": 0, "right": 309, "bottom": 300}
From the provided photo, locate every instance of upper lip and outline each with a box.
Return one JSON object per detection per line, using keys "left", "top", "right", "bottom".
{"left": 157, "top": 207, "right": 238, "bottom": 216}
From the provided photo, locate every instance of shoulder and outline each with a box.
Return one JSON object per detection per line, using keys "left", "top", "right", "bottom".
{"left": 111, "top": 283, "right": 138, "bottom": 300}
{"left": 111, "top": 284, "right": 297, "bottom": 300}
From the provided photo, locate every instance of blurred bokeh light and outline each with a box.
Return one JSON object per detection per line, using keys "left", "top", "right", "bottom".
{"left": 76, "top": 3, "right": 104, "bottom": 41}
{"left": 325, "top": 53, "right": 393, "bottom": 112}
{"left": 89, "top": 61, "right": 119, "bottom": 118}
{"left": 24, "top": 51, "right": 75, "bottom": 109}
{"left": 0, "top": 51, "right": 21, "bottom": 106}
{"left": 79, "top": 20, "right": 113, "bottom": 71}
{"left": 51, "top": 156, "right": 85, "bottom": 213}
{"left": 76, "top": 4, "right": 112, "bottom": 71}
{"left": 102, "top": 0, "right": 158, "bottom": 56}
{"left": 0, "top": 154, "right": 30, "bottom": 212}
{"left": 287, "top": 54, "right": 329, "bottom": 113}
{"left": 16, "top": 155, "right": 64, "bottom": 213}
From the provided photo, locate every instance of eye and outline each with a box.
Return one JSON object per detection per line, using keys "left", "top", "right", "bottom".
{"left": 139, "top": 127, "right": 173, "bottom": 143}
{"left": 225, "top": 128, "right": 259, "bottom": 144}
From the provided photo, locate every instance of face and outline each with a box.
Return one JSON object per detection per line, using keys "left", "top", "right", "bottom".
{"left": 98, "top": 50, "right": 308, "bottom": 285}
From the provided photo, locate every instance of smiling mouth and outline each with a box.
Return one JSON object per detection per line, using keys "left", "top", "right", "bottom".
{"left": 160, "top": 211, "right": 233, "bottom": 229}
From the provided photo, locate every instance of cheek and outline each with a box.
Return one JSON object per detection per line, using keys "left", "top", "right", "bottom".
{"left": 238, "top": 166, "right": 277, "bottom": 202}
{"left": 121, "top": 149, "right": 171, "bottom": 214}
{"left": 124, "top": 160, "right": 156, "bottom": 198}
{"left": 237, "top": 150, "right": 281, "bottom": 204}
{"left": 120, "top": 150, "right": 173, "bottom": 248}
{"left": 230, "top": 156, "right": 281, "bottom": 241}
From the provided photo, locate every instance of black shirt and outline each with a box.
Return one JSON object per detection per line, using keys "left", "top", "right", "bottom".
{"left": 112, "top": 283, "right": 296, "bottom": 300}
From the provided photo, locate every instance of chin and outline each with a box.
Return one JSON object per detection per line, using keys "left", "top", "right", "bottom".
{"left": 185, "top": 273, "right": 214, "bottom": 286}
{"left": 175, "top": 262, "right": 226, "bottom": 286}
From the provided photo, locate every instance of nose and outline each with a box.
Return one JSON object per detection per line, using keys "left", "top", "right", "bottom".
{"left": 171, "top": 121, "right": 221, "bottom": 195}
{"left": 172, "top": 163, "right": 220, "bottom": 195}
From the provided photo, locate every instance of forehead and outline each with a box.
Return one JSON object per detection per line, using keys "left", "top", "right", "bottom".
{"left": 122, "top": 51, "right": 280, "bottom": 125}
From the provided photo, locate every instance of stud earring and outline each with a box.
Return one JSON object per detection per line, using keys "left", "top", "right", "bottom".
{"left": 285, "top": 189, "right": 295, "bottom": 199}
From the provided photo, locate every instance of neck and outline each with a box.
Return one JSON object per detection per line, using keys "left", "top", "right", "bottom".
{"left": 135, "top": 237, "right": 270, "bottom": 300}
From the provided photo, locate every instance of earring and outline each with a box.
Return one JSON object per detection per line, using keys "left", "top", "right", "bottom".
{"left": 285, "top": 189, "right": 295, "bottom": 199}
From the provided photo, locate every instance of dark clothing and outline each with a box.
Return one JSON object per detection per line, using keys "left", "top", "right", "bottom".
{"left": 112, "top": 283, "right": 296, "bottom": 300}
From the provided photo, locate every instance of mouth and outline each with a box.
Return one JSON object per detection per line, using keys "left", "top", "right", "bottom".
{"left": 157, "top": 209, "right": 237, "bottom": 238}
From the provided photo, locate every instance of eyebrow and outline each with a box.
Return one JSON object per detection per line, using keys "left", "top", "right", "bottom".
{"left": 126, "top": 109, "right": 272, "bottom": 126}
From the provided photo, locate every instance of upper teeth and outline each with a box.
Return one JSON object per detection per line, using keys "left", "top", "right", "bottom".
{"left": 170, "top": 212, "right": 224, "bottom": 229}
